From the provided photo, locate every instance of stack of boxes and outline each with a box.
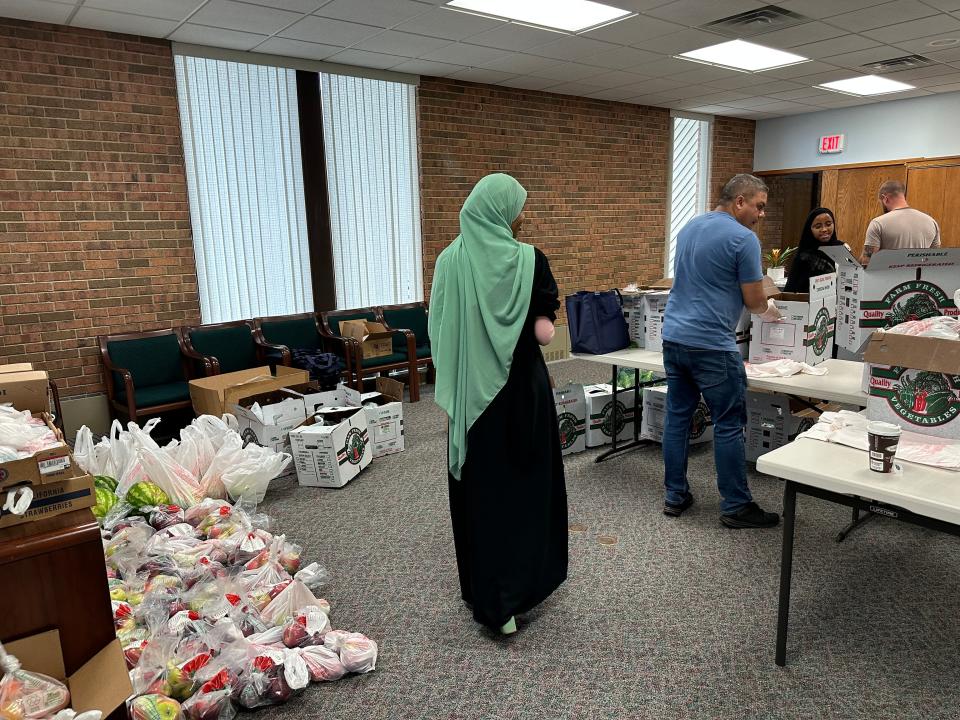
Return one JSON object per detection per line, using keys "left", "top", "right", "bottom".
{"left": 639, "top": 385, "right": 713, "bottom": 445}
{"left": 584, "top": 383, "right": 637, "bottom": 447}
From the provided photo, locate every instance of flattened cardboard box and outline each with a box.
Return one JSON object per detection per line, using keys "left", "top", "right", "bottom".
{"left": 749, "top": 272, "right": 836, "bottom": 366}
{"left": 188, "top": 365, "right": 308, "bottom": 417}
{"left": 823, "top": 246, "right": 960, "bottom": 353}
{"left": 289, "top": 406, "right": 372, "bottom": 488}
{"left": 0, "top": 474, "right": 95, "bottom": 529}
{"left": 553, "top": 383, "right": 586, "bottom": 456}
{"left": 863, "top": 331, "right": 960, "bottom": 440}
{"left": 0, "top": 414, "right": 83, "bottom": 491}
{"left": 584, "top": 383, "right": 637, "bottom": 447}
{"left": 0, "top": 369, "right": 50, "bottom": 414}
{"left": 5, "top": 630, "right": 132, "bottom": 717}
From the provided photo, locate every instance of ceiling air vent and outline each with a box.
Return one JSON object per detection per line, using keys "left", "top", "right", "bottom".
{"left": 701, "top": 5, "right": 810, "bottom": 38}
{"left": 862, "top": 54, "right": 934, "bottom": 72}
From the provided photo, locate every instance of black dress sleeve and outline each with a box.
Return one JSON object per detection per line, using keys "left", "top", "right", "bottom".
{"left": 530, "top": 247, "right": 560, "bottom": 321}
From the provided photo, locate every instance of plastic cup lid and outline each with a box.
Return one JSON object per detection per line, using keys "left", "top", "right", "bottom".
{"left": 867, "top": 421, "right": 901, "bottom": 436}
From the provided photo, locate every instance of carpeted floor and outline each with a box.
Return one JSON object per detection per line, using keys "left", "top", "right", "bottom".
{"left": 259, "top": 359, "right": 960, "bottom": 720}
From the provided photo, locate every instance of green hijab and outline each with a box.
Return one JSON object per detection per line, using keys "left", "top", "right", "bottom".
{"left": 428, "top": 173, "right": 536, "bottom": 480}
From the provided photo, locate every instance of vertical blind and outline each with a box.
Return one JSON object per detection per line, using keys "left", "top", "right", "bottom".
{"left": 666, "top": 116, "right": 711, "bottom": 276}
{"left": 320, "top": 74, "right": 423, "bottom": 309}
{"left": 174, "top": 55, "right": 312, "bottom": 323}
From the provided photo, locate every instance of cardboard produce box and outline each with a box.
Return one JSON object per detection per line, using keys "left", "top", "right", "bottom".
{"left": 188, "top": 365, "right": 308, "bottom": 417}
{"left": 0, "top": 362, "right": 34, "bottom": 373}
{"left": 4, "top": 630, "right": 132, "bottom": 717}
{"left": 0, "top": 415, "right": 84, "bottom": 491}
{"left": 823, "top": 246, "right": 960, "bottom": 353}
{"left": 339, "top": 319, "right": 394, "bottom": 359}
{"left": 289, "top": 406, "right": 372, "bottom": 488}
{"left": 621, "top": 292, "right": 645, "bottom": 346}
{"left": 641, "top": 279, "right": 673, "bottom": 353}
{"left": 0, "top": 369, "right": 50, "bottom": 414}
{"left": 863, "top": 331, "right": 960, "bottom": 440}
{"left": 0, "top": 474, "right": 96, "bottom": 529}
{"left": 553, "top": 383, "right": 586, "bottom": 456}
{"left": 639, "top": 385, "right": 713, "bottom": 445}
{"left": 584, "top": 383, "right": 637, "bottom": 447}
{"left": 749, "top": 272, "right": 837, "bottom": 366}
{"left": 231, "top": 389, "right": 307, "bottom": 455}
{"left": 745, "top": 391, "right": 825, "bottom": 462}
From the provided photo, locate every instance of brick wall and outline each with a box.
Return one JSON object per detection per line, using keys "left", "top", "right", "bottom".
{"left": 0, "top": 18, "right": 199, "bottom": 397}
{"left": 420, "top": 78, "right": 755, "bottom": 311}
{"left": 709, "top": 116, "right": 756, "bottom": 207}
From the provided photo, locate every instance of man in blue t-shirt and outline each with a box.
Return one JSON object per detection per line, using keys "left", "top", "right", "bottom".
{"left": 660, "top": 174, "right": 783, "bottom": 529}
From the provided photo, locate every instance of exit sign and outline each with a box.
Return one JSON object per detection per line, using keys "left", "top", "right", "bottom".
{"left": 819, "top": 134, "right": 845, "bottom": 154}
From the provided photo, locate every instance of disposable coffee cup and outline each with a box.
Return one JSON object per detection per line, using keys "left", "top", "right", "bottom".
{"left": 867, "top": 421, "right": 901, "bottom": 473}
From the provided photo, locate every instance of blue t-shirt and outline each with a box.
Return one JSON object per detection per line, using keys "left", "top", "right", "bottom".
{"left": 662, "top": 211, "right": 763, "bottom": 352}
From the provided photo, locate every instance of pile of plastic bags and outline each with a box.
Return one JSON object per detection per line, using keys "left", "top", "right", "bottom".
{"left": 70, "top": 417, "right": 377, "bottom": 720}
{"left": 0, "top": 407, "right": 61, "bottom": 463}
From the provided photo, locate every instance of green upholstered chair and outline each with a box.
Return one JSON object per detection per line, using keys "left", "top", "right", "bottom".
{"left": 98, "top": 328, "right": 193, "bottom": 422}
{"left": 254, "top": 313, "right": 351, "bottom": 384}
{"left": 379, "top": 302, "right": 433, "bottom": 384}
{"left": 320, "top": 307, "right": 420, "bottom": 402}
{"left": 182, "top": 320, "right": 287, "bottom": 376}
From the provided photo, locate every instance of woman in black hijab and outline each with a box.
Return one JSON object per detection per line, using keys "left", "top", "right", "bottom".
{"left": 784, "top": 207, "right": 845, "bottom": 293}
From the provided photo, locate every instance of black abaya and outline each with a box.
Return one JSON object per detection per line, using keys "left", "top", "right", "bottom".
{"left": 447, "top": 247, "right": 568, "bottom": 629}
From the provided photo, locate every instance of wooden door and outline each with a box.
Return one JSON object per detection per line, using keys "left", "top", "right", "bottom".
{"left": 906, "top": 163, "right": 960, "bottom": 247}
{"left": 820, "top": 164, "right": 907, "bottom": 259}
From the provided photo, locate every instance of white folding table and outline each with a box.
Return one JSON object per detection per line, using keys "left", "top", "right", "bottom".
{"left": 757, "top": 438, "right": 960, "bottom": 666}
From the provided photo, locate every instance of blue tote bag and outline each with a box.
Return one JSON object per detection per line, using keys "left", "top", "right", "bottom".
{"left": 565, "top": 290, "right": 630, "bottom": 355}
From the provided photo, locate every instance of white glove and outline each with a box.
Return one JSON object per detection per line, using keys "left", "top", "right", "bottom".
{"left": 759, "top": 299, "right": 783, "bottom": 322}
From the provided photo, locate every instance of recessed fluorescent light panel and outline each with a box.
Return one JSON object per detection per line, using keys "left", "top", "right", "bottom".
{"left": 818, "top": 75, "right": 916, "bottom": 96}
{"left": 446, "top": 0, "right": 633, "bottom": 33}
{"left": 677, "top": 39, "right": 808, "bottom": 72}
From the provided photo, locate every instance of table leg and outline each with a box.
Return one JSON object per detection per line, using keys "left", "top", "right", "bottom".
{"left": 835, "top": 503, "right": 876, "bottom": 543}
{"left": 776, "top": 479, "right": 797, "bottom": 667}
{"left": 595, "top": 365, "right": 653, "bottom": 463}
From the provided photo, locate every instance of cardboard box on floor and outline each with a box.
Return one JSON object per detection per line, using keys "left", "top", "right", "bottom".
{"left": 584, "top": 383, "right": 637, "bottom": 447}
{"left": 188, "top": 365, "right": 308, "bottom": 417}
{"left": 339, "top": 319, "right": 394, "bottom": 359}
{"left": 863, "top": 331, "right": 960, "bottom": 440}
{"left": 553, "top": 383, "right": 586, "bottom": 455}
{"left": 231, "top": 388, "right": 307, "bottom": 456}
{"left": 749, "top": 272, "right": 837, "bottom": 366}
{"left": 0, "top": 369, "right": 50, "bottom": 414}
{"left": 0, "top": 414, "right": 85, "bottom": 492}
{"left": 639, "top": 385, "right": 713, "bottom": 445}
{"left": 284, "top": 378, "right": 405, "bottom": 457}
{"left": 745, "top": 390, "right": 833, "bottom": 462}
{"left": 823, "top": 246, "right": 960, "bottom": 353}
{"left": 0, "top": 474, "right": 96, "bottom": 529}
{"left": 289, "top": 406, "right": 372, "bottom": 488}
{"left": 4, "top": 630, "right": 132, "bottom": 717}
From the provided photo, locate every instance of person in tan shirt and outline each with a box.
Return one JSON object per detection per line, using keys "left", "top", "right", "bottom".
{"left": 860, "top": 180, "right": 941, "bottom": 265}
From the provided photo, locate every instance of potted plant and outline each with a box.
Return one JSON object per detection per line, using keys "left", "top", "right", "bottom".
{"left": 763, "top": 246, "right": 797, "bottom": 284}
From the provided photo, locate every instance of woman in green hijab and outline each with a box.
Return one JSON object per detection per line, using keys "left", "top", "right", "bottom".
{"left": 429, "top": 173, "right": 568, "bottom": 635}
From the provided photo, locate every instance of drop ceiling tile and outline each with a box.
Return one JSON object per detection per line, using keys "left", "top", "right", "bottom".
{"left": 644, "top": 0, "right": 766, "bottom": 25}
{"left": 893, "top": 33, "right": 960, "bottom": 54}
{"left": 190, "top": 0, "right": 302, "bottom": 35}
{"left": 633, "top": 27, "right": 728, "bottom": 54}
{"left": 667, "top": 65, "right": 745, "bottom": 83}
{"left": 742, "top": 79, "right": 806, "bottom": 94}
{"left": 580, "top": 14, "right": 685, "bottom": 45}
{"left": 244, "top": 0, "right": 319, "bottom": 11}
{"left": 497, "top": 74, "right": 566, "bottom": 91}
{"left": 581, "top": 70, "right": 651, "bottom": 88}
{"left": 721, "top": 96, "right": 784, "bottom": 109}
{"left": 881, "top": 63, "right": 960, "bottom": 81}
{"left": 354, "top": 30, "right": 452, "bottom": 56}
{"left": 926, "top": 81, "right": 960, "bottom": 91}
{"left": 825, "top": 1, "right": 938, "bottom": 32}
{"left": 773, "top": 0, "right": 880, "bottom": 19}
{"left": 638, "top": 56, "right": 702, "bottom": 76}
{"left": 685, "top": 104, "right": 739, "bottom": 114}
{"left": 529, "top": 61, "right": 605, "bottom": 81}
{"left": 749, "top": 22, "right": 848, "bottom": 49}
{"left": 608, "top": 77, "right": 690, "bottom": 94}
{"left": 315, "top": 0, "right": 429, "bottom": 27}
{"left": 544, "top": 80, "right": 606, "bottom": 96}
{"left": 453, "top": 22, "right": 560, "bottom": 52}
{"left": 927, "top": 45, "right": 960, "bottom": 63}
{"left": 528, "top": 36, "right": 618, "bottom": 62}
{"left": 389, "top": 58, "right": 466, "bottom": 75}
{"left": 579, "top": 45, "right": 663, "bottom": 70}
{"left": 905, "top": 70, "right": 960, "bottom": 87}
{"left": 169, "top": 24, "right": 269, "bottom": 49}
{"left": 687, "top": 90, "right": 752, "bottom": 103}
{"left": 871, "top": 87, "right": 934, "bottom": 101}
{"left": 823, "top": 45, "right": 909, "bottom": 70}
{"left": 864, "top": 14, "right": 960, "bottom": 43}
{"left": 84, "top": 0, "right": 200, "bottom": 21}
{"left": 419, "top": 42, "right": 510, "bottom": 65}
{"left": 922, "top": 0, "right": 960, "bottom": 9}
{"left": 325, "top": 48, "right": 412, "bottom": 69}
{"left": 448, "top": 67, "right": 518, "bottom": 83}
{"left": 764, "top": 59, "right": 843, "bottom": 79}
{"left": 668, "top": 83, "right": 720, "bottom": 99}
{"left": 252, "top": 37, "right": 343, "bottom": 59}
{"left": 767, "top": 86, "right": 838, "bottom": 100}
{"left": 280, "top": 16, "right": 381, "bottom": 45}
{"left": 393, "top": 7, "right": 504, "bottom": 40}
{"left": 624, "top": 93, "right": 680, "bottom": 107}
{"left": 757, "top": 100, "right": 819, "bottom": 113}
{"left": 0, "top": 0, "right": 73, "bottom": 24}
{"left": 708, "top": 73, "right": 785, "bottom": 90}
{"left": 478, "top": 53, "right": 559, "bottom": 75}
{"left": 799, "top": 68, "right": 870, "bottom": 84}
{"left": 790, "top": 34, "right": 880, "bottom": 59}
{"left": 70, "top": 7, "right": 180, "bottom": 35}
{"left": 610, "top": 0, "right": 678, "bottom": 10}
{"left": 585, "top": 87, "right": 644, "bottom": 101}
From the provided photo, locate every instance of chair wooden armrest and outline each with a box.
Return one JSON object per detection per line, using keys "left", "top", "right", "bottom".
{"left": 181, "top": 335, "right": 220, "bottom": 375}
{"left": 99, "top": 352, "right": 136, "bottom": 421}
{"left": 253, "top": 329, "right": 292, "bottom": 366}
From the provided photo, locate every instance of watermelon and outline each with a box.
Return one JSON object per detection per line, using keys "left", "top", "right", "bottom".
{"left": 126, "top": 481, "right": 169, "bottom": 510}
{"left": 92, "top": 486, "right": 118, "bottom": 519}
{"left": 94, "top": 475, "right": 118, "bottom": 492}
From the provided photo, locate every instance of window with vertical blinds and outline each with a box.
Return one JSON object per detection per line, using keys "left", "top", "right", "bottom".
{"left": 320, "top": 74, "right": 423, "bottom": 309}
{"left": 174, "top": 55, "right": 312, "bottom": 323}
{"left": 666, "top": 115, "right": 711, "bottom": 277}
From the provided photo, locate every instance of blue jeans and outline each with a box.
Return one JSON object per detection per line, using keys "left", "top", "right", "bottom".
{"left": 661, "top": 341, "right": 752, "bottom": 515}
